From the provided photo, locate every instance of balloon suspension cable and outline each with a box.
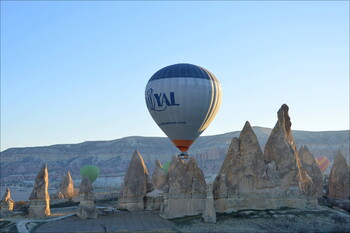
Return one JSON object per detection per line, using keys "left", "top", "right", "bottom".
{"left": 177, "top": 152, "right": 189, "bottom": 160}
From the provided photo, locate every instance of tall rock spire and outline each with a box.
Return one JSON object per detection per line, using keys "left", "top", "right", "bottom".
{"left": 263, "top": 104, "right": 299, "bottom": 189}
{"left": 28, "top": 163, "right": 50, "bottom": 217}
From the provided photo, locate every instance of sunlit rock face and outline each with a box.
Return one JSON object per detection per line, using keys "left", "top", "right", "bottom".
{"left": 327, "top": 151, "right": 350, "bottom": 199}
{"left": 152, "top": 159, "right": 167, "bottom": 191}
{"left": 118, "top": 150, "right": 154, "bottom": 211}
{"left": 160, "top": 156, "right": 206, "bottom": 219}
{"left": 28, "top": 163, "right": 51, "bottom": 217}
{"left": 213, "top": 105, "right": 317, "bottom": 213}
{"left": 1, "top": 187, "right": 14, "bottom": 211}
{"left": 58, "top": 171, "right": 75, "bottom": 199}
{"left": 298, "top": 145, "right": 323, "bottom": 196}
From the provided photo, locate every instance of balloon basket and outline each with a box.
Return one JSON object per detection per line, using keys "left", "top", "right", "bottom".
{"left": 177, "top": 152, "right": 189, "bottom": 160}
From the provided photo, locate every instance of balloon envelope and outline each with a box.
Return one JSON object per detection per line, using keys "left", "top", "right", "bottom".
{"left": 145, "top": 63, "right": 222, "bottom": 152}
{"left": 315, "top": 156, "right": 330, "bottom": 173}
{"left": 80, "top": 165, "right": 100, "bottom": 183}
{"left": 163, "top": 161, "right": 170, "bottom": 175}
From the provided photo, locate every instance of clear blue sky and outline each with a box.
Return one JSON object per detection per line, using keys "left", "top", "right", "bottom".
{"left": 1, "top": 1, "right": 349, "bottom": 151}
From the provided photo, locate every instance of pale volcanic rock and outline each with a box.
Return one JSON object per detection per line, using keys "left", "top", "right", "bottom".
{"left": 213, "top": 105, "right": 317, "bottom": 213}
{"left": 160, "top": 156, "right": 206, "bottom": 219}
{"left": 58, "top": 171, "right": 75, "bottom": 199}
{"left": 28, "top": 163, "right": 51, "bottom": 217}
{"left": 118, "top": 150, "right": 154, "bottom": 211}
{"left": 202, "top": 184, "right": 216, "bottom": 223}
{"left": 298, "top": 145, "right": 323, "bottom": 195}
{"left": 56, "top": 192, "right": 65, "bottom": 199}
{"left": 79, "top": 176, "right": 93, "bottom": 195}
{"left": 263, "top": 104, "right": 299, "bottom": 190}
{"left": 214, "top": 122, "right": 272, "bottom": 212}
{"left": 263, "top": 104, "right": 316, "bottom": 197}
{"left": 76, "top": 194, "right": 98, "bottom": 219}
{"left": 213, "top": 122, "right": 269, "bottom": 199}
{"left": 231, "top": 121, "right": 268, "bottom": 193}
{"left": 152, "top": 159, "right": 167, "bottom": 190}
{"left": 145, "top": 189, "right": 164, "bottom": 211}
{"left": 263, "top": 104, "right": 315, "bottom": 196}
{"left": 327, "top": 151, "right": 350, "bottom": 199}
{"left": 2, "top": 187, "right": 13, "bottom": 203}
{"left": 213, "top": 137, "right": 240, "bottom": 200}
{"left": 1, "top": 187, "right": 14, "bottom": 211}
{"left": 77, "top": 176, "right": 98, "bottom": 219}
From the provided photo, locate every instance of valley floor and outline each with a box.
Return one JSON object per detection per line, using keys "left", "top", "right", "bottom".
{"left": 172, "top": 206, "right": 350, "bottom": 233}
{"left": 2, "top": 205, "right": 348, "bottom": 233}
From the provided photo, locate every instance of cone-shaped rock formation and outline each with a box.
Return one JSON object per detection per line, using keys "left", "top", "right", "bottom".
{"left": 213, "top": 121, "right": 268, "bottom": 199}
{"left": 29, "top": 163, "right": 50, "bottom": 217}
{"left": 58, "top": 171, "right": 74, "bottom": 199}
{"left": 1, "top": 187, "right": 14, "bottom": 211}
{"left": 299, "top": 145, "right": 323, "bottom": 195}
{"left": 77, "top": 176, "right": 98, "bottom": 219}
{"left": 160, "top": 156, "right": 206, "bottom": 219}
{"left": 79, "top": 176, "right": 93, "bottom": 195}
{"left": 118, "top": 150, "right": 154, "bottom": 211}
{"left": 327, "top": 151, "right": 350, "bottom": 199}
{"left": 213, "top": 105, "right": 318, "bottom": 213}
{"left": 2, "top": 187, "right": 13, "bottom": 203}
{"left": 152, "top": 159, "right": 167, "bottom": 190}
{"left": 263, "top": 104, "right": 299, "bottom": 189}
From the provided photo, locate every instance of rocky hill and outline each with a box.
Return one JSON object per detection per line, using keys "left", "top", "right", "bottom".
{"left": 1, "top": 127, "right": 349, "bottom": 186}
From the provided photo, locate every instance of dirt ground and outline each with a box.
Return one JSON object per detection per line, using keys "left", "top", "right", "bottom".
{"left": 34, "top": 211, "right": 175, "bottom": 233}
{"left": 1, "top": 205, "right": 349, "bottom": 233}
{"left": 31, "top": 206, "right": 350, "bottom": 233}
{"left": 172, "top": 207, "right": 350, "bottom": 233}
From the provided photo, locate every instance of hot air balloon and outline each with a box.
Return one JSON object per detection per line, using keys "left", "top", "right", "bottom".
{"left": 315, "top": 156, "right": 330, "bottom": 173}
{"left": 145, "top": 63, "right": 222, "bottom": 159}
{"left": 80, "top": 165, "right": 100, "bottom": 183}
{"left": 163, "top": 161, "right": 170, "bottom": 175}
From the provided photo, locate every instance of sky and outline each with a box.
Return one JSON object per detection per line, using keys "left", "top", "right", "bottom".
{"left": 1, "top": 1, "right": 349, "bottom": 151}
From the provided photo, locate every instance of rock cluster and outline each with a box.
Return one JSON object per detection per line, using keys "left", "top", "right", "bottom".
{"left": 28, "top": 163, "right": 51, "bottom": 217}
{"left": 118, "top": 150, "right": 154, "bottom": 211}
{"left": 160, "top": 156, "right": 206, "bottom": 219}
{"left": 327, "top": 151, "right": 350, "bottom": 199}
{"left": 77, "top": 176, "right": 98, "bottom": 219}
{"left": 213, "top": 105, "right": 318, "bottom": 213}
{"left": 57, "top": 171, "right": 75, "bottom": 199}
{"left": 1, "top": 187, "right": 14, "bottom": 211}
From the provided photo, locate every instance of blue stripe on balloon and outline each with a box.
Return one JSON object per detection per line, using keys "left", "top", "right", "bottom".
{"left": 148, "top": 63, "right": 212, "bottom": 82}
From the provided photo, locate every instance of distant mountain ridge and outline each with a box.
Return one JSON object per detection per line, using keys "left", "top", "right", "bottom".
{"left": 1, "top": 127, "right": 349, "bottom": 186}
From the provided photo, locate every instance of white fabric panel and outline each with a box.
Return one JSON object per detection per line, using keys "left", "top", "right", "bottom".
{"left": 145, "top": 76, "right": 222, "bottom": 142}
